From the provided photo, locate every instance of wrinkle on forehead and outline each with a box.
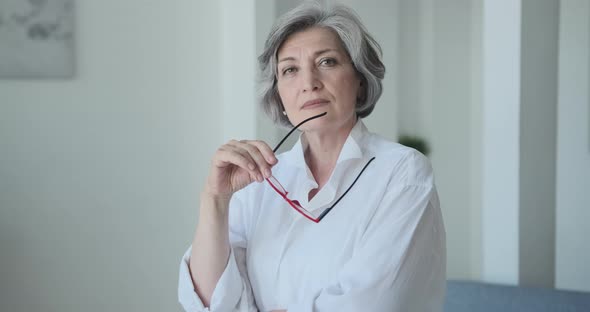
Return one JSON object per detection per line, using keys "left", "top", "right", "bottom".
{"left": 277, "top": 27, "right": 348, "bottom": 62}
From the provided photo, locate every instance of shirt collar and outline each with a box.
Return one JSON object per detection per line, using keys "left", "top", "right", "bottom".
{"left": 282, "top": 119, "right": 368, "bottom": 169}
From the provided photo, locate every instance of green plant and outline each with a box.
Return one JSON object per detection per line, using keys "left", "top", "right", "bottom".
{"left": 398, "top": 135, "right": 430, "bottom": 156}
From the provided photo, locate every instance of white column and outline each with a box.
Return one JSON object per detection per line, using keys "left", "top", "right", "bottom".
{"left": 481, "top": 0, "right": 522, "bottom": 285}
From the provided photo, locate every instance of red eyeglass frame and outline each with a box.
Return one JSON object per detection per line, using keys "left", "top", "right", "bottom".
{"left": 265, "top": 157, "right": 375, "bottom": 223}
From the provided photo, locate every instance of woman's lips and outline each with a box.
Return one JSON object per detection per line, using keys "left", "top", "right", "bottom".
{"left": 302, "top": 99, "right": 329, "bottom": 109}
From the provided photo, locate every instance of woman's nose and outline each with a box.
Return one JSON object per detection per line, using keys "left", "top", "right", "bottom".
{"left": 301, "top": 68, "right": 322, "bottom": 92}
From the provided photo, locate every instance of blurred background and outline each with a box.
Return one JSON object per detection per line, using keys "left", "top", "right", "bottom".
{"left": 0, "top": 0, "right": 588, "bottom": 311}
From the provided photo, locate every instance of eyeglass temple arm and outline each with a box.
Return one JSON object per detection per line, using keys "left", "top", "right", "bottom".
{"left": 272, "top": 112, "right": 328, "bottom": 153}
{"left": 317, "top": 156, "right": 376, "bottom": 221}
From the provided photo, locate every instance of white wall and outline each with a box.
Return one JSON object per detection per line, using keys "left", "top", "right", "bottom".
{"left": 430, "top": 0, "right": 475, "bottom": 280}
{"left": 221, "top": 1, "right": 257, "bottom": 141}
{"left": 0, "top": 1, "right": 221, "bottom": 310}
{"left": 397, "top": 0, "right": 478, "bottom": 280}
{"left": 556, "top": 0, "right": 590, "bottom": 293}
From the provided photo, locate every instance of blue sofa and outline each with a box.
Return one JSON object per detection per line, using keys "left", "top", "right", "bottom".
{"left": 445, "top": 280, "right": 590, "bottom": 312}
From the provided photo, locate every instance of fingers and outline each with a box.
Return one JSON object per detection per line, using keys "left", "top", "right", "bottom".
{"left": 215, "top": 145, "right": 263, "bottom": 182}
{"left": 246, "top": 140, "right": 277, "bottom": 165}
{"left": 227, "top": 140, "right": 277, "bottom": 179}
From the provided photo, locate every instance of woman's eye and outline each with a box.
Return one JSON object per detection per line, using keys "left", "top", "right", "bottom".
{"left": 282, "top": 67, "right": 297, "bottom": 75}
{"left": 319, "top": 58, "right": 337, "bottom": 66}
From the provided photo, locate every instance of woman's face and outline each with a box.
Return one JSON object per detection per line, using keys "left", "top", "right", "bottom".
{"left": 276, "top": 27, "right": 361, "bottom": 132}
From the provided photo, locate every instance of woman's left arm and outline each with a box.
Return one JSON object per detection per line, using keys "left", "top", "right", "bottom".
{"left": 287, "top": 182, "right": 446, "bottom": 312}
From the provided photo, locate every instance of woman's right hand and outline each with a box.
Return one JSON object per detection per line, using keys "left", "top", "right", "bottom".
{"left": 204, "top": 139, "right": 277, "bottom": 198}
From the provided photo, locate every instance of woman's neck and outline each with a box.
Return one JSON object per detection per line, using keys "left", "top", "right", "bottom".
{"left": 303, "top": 117, "right": 356, "bottom": 189}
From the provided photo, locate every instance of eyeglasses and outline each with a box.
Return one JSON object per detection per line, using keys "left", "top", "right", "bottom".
{"left": 266, "top": 112, "right": 375, "bottom": 223}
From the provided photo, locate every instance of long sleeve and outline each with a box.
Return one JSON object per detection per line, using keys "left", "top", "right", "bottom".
{"left": 178, "top": 192, "right": 259, "bottom": 312}
{"left": 287, "top": 155, "right": 446, "bottom": 312}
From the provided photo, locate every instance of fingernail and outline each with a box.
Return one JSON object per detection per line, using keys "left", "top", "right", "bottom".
{"left": 249, "top": 163, "right": 256, "bottom": 170}
{"left": 264, "top": 168, "right": 271, "bottom": 178}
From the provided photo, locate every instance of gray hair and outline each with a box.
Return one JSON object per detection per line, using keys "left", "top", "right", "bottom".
{"left": 258, "top": 1, "right": 386, "bottom": 127}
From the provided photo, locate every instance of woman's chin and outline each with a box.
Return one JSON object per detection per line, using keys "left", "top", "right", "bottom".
{"left": 298, "top": 118, "right": 340, "bottom": 134}
{"left": 289, "top": 111, "right": 354, "bottom": 133}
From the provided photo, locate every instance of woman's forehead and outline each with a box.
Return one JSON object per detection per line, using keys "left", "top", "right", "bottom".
{"left": 277, "top": 27, "right": 345, "bottom": 59}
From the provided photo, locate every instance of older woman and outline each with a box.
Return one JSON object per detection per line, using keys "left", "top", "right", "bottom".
{"left": 178, "top": 2, "right": 445, "bottom": 312}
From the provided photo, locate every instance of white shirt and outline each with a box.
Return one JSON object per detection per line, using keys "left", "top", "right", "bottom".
{"left": 178, "top": 120, "right": 446, "bottom": 312}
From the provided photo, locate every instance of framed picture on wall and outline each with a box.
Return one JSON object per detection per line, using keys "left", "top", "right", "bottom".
{"left": 0, "top": 0, "right": 75, "bottom": 79}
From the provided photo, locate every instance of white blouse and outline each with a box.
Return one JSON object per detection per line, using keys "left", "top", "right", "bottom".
{"left": 178, "top": 120, "right": 446, "bottom": 312}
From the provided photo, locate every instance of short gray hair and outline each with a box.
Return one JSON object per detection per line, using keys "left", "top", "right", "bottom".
{"left": 258, "top": 1, "right": 385, "bottom": 127}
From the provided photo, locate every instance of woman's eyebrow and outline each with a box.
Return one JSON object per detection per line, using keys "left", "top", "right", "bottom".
{"left": 278, "top": 56, "right": 296, "bottom": 64}
{"left": 278, "top": 48, "right": 341, "bottom": 63}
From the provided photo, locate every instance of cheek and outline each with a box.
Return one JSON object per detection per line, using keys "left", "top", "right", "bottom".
{"left": 338, "top": 76, "right": 361, "bottom": 105}
{"left": 277, "top": 84, "right": 294, "bottom": 108}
